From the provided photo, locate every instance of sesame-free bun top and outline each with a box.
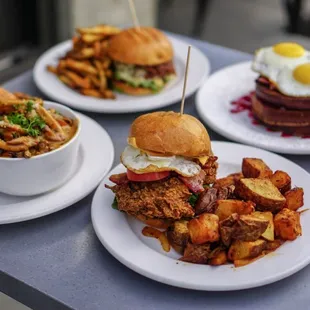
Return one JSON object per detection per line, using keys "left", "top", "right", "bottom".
{"left": 108, "top": 27, "right": 174, "bottom": 66}
{"left": 128, "top": 111, "right": 212, "bottom": 157}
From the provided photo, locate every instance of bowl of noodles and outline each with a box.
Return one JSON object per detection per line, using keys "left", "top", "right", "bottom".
{"left": 0, "top": 89, "right": 80, "bottom": 196}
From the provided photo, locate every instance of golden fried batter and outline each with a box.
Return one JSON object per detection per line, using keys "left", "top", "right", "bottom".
{"left": 110, "top": 177, "right": 194, "bottom": 220}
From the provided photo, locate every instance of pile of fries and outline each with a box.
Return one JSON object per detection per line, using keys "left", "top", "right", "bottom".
{"left": 47, "top": 24, "right": 121, "bottom": 99}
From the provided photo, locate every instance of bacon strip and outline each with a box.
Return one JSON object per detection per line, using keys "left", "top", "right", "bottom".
{"left": 179, "top": 170, "right": 206, "bottom": 193}
{"left": 109, "top": 173, "right": 128, "bottom": 185}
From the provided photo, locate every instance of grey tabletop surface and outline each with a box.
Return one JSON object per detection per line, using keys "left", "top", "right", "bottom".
{"left": 1, "top": 34, "right": 310, "bottom": 310}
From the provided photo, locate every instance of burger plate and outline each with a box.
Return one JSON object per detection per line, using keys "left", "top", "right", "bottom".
{"left": 33, "top": 35, "right": 210, "bottom": 113}
{"left": 91, "top": 141, "right": 310, "bottom": 291}
{"left": 196, "top": 61, "right": 310, "bottom": 155}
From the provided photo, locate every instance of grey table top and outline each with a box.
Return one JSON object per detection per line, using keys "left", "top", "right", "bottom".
{"left": 1, "top": 34, "right": 310, "bottom": 310}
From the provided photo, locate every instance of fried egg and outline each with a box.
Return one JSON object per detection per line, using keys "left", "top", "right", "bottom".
{"left": 121, "top": 145, "right": 201, "bottom": 177}
{"left": 275, "top": 63, "right": 310, "bottom": 97}
{"left": 252, "top": 42, "right": 310, "bottom": 82}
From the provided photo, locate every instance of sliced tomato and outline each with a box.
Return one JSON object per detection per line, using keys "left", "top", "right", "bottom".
{"left": 127, "top": 169, "right": 170, "bottom": 182}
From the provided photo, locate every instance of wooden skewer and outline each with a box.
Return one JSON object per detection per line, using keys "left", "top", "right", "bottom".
{"left": 128, "top": 0, "right": 140, "bottom": 28}
{"left": 180, "top": 45, "right": 191, "bottom": 115}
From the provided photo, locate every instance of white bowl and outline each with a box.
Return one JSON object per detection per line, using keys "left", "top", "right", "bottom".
{"left": 0, "top": 101, "right": 81, "bottom": 196}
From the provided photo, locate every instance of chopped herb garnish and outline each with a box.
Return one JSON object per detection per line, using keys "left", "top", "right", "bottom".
{"left": 111, "top": 197, "right": 119, "bottom": 210}
{"left": 7, "top": 113, "right": 46, "bottom": 137}
{"left": 188, "top": 193, "right": 199, "bottom": 207}
{"left": 26, "top": 101, "right": 34, "bottom": 112}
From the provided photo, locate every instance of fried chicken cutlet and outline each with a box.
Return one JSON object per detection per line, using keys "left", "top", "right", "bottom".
{"left": 107, "top": 177, "right": 194, "bottom": 220}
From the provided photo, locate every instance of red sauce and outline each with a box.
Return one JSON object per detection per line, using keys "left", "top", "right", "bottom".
{"left": 230, "top": 91, "right": 310, "bottom": 139}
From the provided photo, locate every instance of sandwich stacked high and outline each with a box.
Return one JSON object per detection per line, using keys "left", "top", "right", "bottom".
{"left": 106, "top": 111, "right": 218, "bottom": 223}
{"left": 251, "top": 42, "right": 310, "bottom": 135}
{"left": 108, "top": 27, "right": 176, "bottom": 95}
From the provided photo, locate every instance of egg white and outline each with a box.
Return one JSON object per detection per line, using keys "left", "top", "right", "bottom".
{"left": 121, "top": 145, "right": 201, "bottom": 177}
{"left": 252, "top": 47, "right": 310, "bottom": 82}
{"left": 275, "top": 66, "right": 310, "bottom": 97}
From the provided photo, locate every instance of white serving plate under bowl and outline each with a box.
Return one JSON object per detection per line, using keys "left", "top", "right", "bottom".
{"left": 0, "top": 101, "right": 80, "bottom": 196}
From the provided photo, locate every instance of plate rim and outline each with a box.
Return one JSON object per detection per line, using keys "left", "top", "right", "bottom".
{"left": 33, "top": 36, "right": 210, "bottom": 113}
{"left": 0, "top": 106, "right": 114, "bottom": 224}
{"left": 195, "top": 60, "right": 310, "bottom": 155}
{"left": 91, "top": 141, "right": 310, "bottom": 291}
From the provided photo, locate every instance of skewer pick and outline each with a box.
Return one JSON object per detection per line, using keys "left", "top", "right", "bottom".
{"left": 128, "top": 0, "right": 140, "bottom": 28}
{"left": 180, "top": 45, "right": 191, "bottom": 115}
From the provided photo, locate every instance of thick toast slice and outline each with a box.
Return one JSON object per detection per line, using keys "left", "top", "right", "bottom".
{"left": 235, "top": 178, "right": 286, "bottom": 213}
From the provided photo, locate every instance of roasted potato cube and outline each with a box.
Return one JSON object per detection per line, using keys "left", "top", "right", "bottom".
{"left": 215, "top": 199, "right": 255, "bottom": 221}
{"left": 233, "top": 254, "right": 265, "bottom": 267}
{"left": 274, "top": 208, "right": 302, "bottom": 240}
{"left": 235, "top": 178, "right": 286, "bottom": 213}
{"left": 208, "top": 251, "right": 228, "bottom": 266}
{"left": 242, "top": 158, "right": 273, "bottom": 179}
{"left": 213, "top": 172, "right": 243, "bottom": 189}
{"left": 228, "top": 239, "right": 266, "bottom": 261}
{"left": 220, "top": 214, "right": 269, "bottom": 246}
{"left": 284, "top": 187, "right": 304, "bottom": 211}
{"left": 233, "top": 215, "right": 269, "bottom": 241}
{"left": 252, "top": 211, "right": 274, "bottom": 241}
{"left": 265, "top": 239, "right": 284, "bottom": 251}
{"left": 167, "top": 220, "right": 189, "bottom": 254}
{"left": 188, "top": 213, "right": 219, "bottom": 244}
{"left": 180, "top": 243, "right": 211, "bottom": 264}
{"left": 270, "top": 170, "right": 291, "bottom": 193}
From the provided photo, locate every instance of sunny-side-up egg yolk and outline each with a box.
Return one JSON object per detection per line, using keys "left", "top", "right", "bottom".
{"left": 275, "top": 63, "right": 310, "bottom": 97}
{"left": 252, "top": 42, "right": 310, "bottom": 82}
{"left": 121, "top": 145, "right": 201, "bottom": 177}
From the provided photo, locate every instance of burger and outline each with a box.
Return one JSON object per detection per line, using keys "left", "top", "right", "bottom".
{"left": 106, "top": 111, "right": 218, "bottom": 224}
{"left": 107, "top": 27, "right": 176, "bottom": 95}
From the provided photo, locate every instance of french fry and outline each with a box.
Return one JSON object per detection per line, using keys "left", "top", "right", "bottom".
{"left": 89, "top": 76, "right": 101, "bottom": 88}
{"left": 46, "top": 23, "right": 118, "bottom": 100}
{"left": 80, "top": 88, "right": 102, "bottom": 98}
{"left": 102, "top": 58, "right": 111, "bottom": 70}
{"left": 142, "top": 226, "right": 170, "bottom": 252}
{"left": 94, "top": 41, "right": 102, "bottom": 58}
{"left": 81, "top": 33, "right": 105, "bottom": 44}
{"left": 101, "top": 90, "right": 116, "bottom": 99}
{"left": 105, "top": 69, "right": 113, "bottom": 78}
{"left": 77, "top": 24, "right": 120, "bottom": 36}
{"left": 100, "top": 41, "right": 109, "bottom": 56}
{"left": 99, "top": 70, "right": 107, "bottom": 92}
{"left": 59, "top": 75, "right": 75, "bottom": 88}
{"left": 47, "top": 65, "right": 57, "bottom": 74}
{"left": 65, "top": 59, "right": 97, "bottom": 75}
{"left": 63, "top": 71, "right": 91, "bottom": 88}
{"left": 68, "top": 47, "right": 95, "bottom": 59}
{"left": 57, "top": 60, "right": 67, "bottom": 73}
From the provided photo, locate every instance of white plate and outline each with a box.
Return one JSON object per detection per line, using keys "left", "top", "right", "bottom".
{"left": 196, "top": 61, "right": 310, "bottom": 155}
{"left": 0, "top": 111, "right": 114, "bottom": 224}
{"left": 33, "top": 36, "right": 210, "bottom": 113}
{"left": 92, "top": 141, "right": 310, "bottom": 291}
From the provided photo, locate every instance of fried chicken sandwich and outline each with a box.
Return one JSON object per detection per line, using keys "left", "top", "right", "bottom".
{"left": 106, "top": 111, "right": 218, "bottom": 224}
{"left": 108, "top": 27, "right": 176, "bottom": 95}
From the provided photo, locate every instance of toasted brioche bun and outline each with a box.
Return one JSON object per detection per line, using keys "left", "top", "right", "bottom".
{"left": 113, "top": 80, "right": 155, "bottom": 96}
{"left": 128, "top": 111, "right": 212, "bottom": 157}
{"left": 108, "top": 27, "right": 173, "bottom": 65}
